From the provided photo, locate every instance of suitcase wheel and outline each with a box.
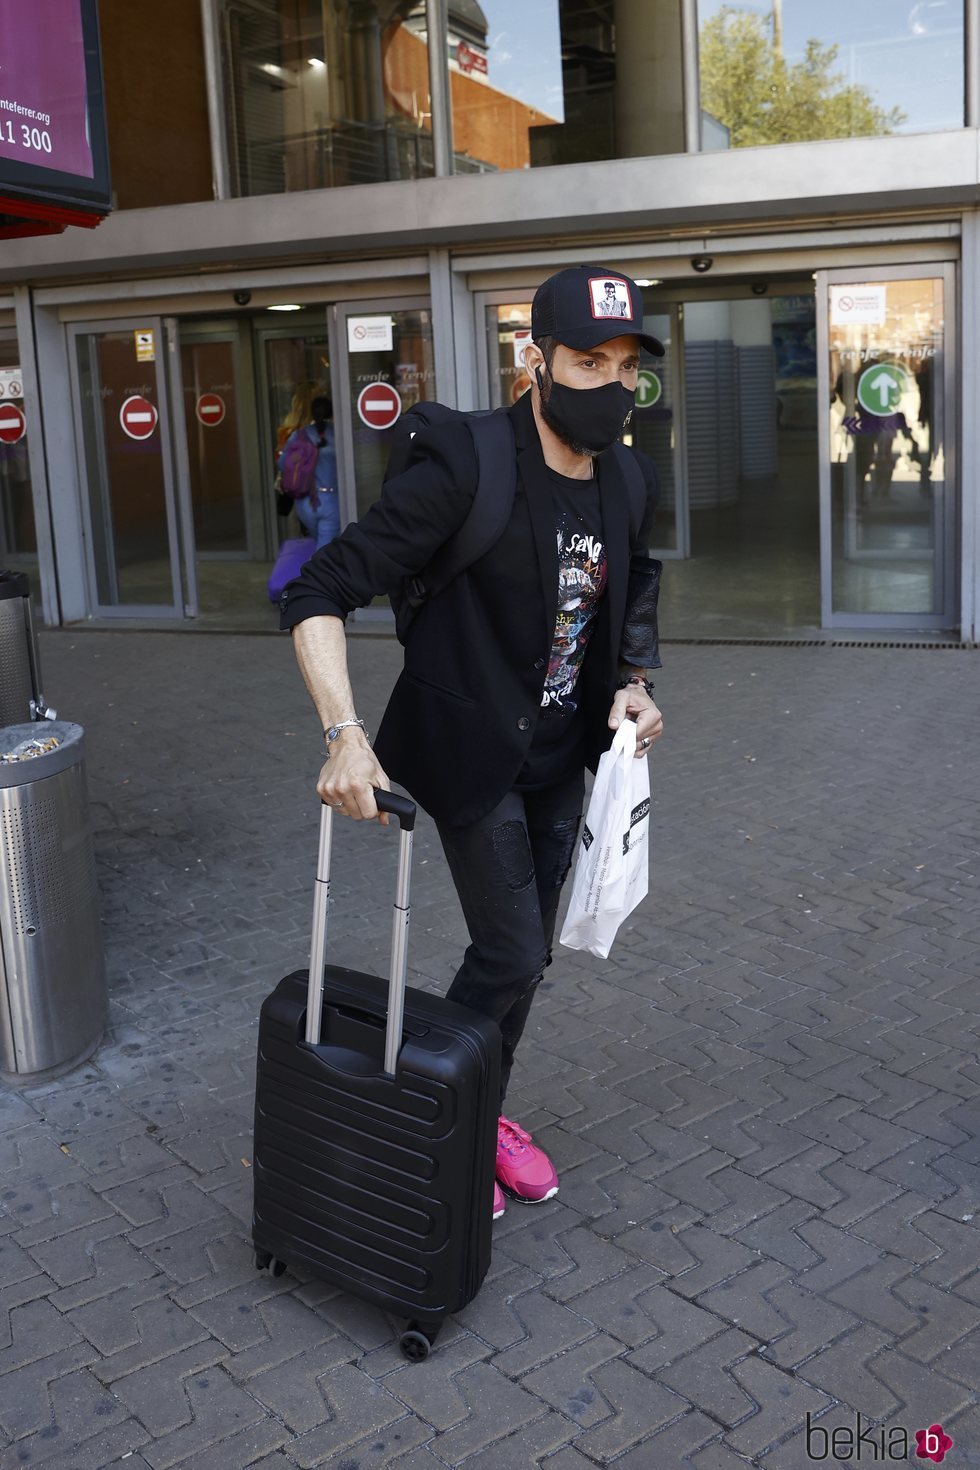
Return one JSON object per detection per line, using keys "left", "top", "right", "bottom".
{"left": 399, "top": 1324, "right": 436, "bottom": 1362}
{"left": 253, "top": 1249, "right": 287, "bottom": 1279}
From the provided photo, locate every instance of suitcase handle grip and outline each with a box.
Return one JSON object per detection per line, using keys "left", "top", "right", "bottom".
{"left": 375, "top": 791, "right": 416, "bottom": 831}
{"left": 319, "top": 791, "right": 416, "bottom": 830}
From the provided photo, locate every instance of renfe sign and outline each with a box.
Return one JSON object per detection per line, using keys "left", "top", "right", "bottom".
{"left": 0, "top": 0, "right": 111, "bottom": 236}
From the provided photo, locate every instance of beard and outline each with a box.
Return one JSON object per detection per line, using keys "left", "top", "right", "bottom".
{"left": 538, "top": 370, "right": 593, "bottom": 459}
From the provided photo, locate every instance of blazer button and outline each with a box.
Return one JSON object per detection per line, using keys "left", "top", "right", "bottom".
{"left": 517, "top": 716, "right": 530, "bottom": 731}
{"left": 533, "top": 657, "right": 545, "bottom": 670}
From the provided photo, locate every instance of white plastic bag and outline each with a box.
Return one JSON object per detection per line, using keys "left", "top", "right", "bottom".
{"left": 559, "top": 718, "right": 650, "bottom": 959}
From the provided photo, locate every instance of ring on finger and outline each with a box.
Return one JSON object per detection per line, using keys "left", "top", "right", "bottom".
{"left": 640, "top": 736, "right": 651, "bottom": 748}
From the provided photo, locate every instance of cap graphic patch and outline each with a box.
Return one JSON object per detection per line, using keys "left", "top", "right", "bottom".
{"left": 589, "top": 276, "right": 633, "bottom": 322}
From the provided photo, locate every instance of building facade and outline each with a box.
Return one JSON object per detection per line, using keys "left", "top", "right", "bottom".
{"left": 0, "top": 0, "right": 977, "bottom": 642}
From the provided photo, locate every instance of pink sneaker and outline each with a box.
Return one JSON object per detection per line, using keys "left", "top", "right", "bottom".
{"left": 496, "top": 1116, "right": 559, "bottom": 1203}
{"left": 492, "top": 1180, "right": 506, "bottom": 1220}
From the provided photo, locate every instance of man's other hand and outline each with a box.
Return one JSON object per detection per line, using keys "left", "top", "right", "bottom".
{"left": 608, "top": 685, "right": 664, "bottom": 757}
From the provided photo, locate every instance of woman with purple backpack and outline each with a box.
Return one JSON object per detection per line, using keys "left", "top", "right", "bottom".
{"left": 268, "top": 395, "right": 342, "bottom": 603}
{"left": 280, "top": 395, "right": 341, "bottom": 551}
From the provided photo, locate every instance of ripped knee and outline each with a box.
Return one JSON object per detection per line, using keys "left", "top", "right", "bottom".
{"left": 491, "top": 819, "right": 534, "bottom": 892}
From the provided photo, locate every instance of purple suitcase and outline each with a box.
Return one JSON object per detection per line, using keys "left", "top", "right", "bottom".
{"left": 268, "top": 536, "right": 315, "bottom": 602}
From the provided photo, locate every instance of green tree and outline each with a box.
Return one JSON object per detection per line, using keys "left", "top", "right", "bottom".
{"left": 699, "top": 7, "right": 906, "bottom": 148}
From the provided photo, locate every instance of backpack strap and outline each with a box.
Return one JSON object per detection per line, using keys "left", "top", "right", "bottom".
{"left": 412, "top": 409, "right": 517, "bottom": 604}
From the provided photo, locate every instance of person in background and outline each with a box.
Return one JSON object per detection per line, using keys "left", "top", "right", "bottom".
{"left": 276, "top": 381, "right": 318, "bottom": 458}
{"left": 279, "top": 395, "right": 341, "bottom": 551}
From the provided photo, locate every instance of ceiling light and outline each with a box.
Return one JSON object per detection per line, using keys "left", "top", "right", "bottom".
{"left": 634, "top": 278, "right": 661, "bottom": 287}
{"left": 308, "top": 57, "right": 326, "bottom": 70}
{"left": 267, "top": 303, "right": 303, "bottom": 312}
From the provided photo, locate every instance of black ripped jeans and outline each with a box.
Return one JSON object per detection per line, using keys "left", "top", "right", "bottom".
{"left": 436, "top": 770, "right": 585, "bottom": 1107}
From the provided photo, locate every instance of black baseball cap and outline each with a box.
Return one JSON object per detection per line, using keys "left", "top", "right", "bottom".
{"left": 531, "top": 265, "right": 665, "bottom": 357}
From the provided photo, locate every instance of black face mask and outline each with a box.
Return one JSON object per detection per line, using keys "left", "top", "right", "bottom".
{"left": 535, "top": 365, "right": 635, "bottom": 454}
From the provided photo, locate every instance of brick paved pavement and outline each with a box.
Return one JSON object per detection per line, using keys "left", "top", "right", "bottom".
{"left": 0, "top": 629, "right": 977, "bottom": 1469}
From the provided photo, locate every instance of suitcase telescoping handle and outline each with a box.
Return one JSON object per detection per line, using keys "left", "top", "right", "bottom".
{"left": 305, "top": 792, "right": 417, "bottom": 1076}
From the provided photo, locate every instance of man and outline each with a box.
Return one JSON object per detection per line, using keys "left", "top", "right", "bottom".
{"left": 597, "top": 279, "right": 629, "bottom": 317}
{"left": 279, "top": 264, "right": 665, "bottom": 1221}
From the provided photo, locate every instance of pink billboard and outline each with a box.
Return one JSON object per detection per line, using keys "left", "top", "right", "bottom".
{"left": 0, "top": 0, "right": 94, "bottom": 180}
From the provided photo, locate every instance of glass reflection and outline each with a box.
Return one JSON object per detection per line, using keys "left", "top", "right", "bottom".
{"left": 450, "top": 0, "right": 687, "bottom": 172}
{"left": 699, "top": 1, "right": 963, "bottom": 148}
{"left": 222, "top": 0, "right": 435, "bottom": 196}
{"left": 829, "top": 278, "right": 944, "bottom": 615}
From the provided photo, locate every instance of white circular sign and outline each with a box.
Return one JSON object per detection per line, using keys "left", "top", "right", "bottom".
{"left": 356, "top": 382, "right": 401, "bottom": 431}
{"left": 119, "top": 395, "right": 159, "bottom": 441}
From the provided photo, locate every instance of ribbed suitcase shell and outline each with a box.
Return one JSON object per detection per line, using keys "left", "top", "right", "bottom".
{"left": 252, "top": 965, "right": 500, "bottom": 1335}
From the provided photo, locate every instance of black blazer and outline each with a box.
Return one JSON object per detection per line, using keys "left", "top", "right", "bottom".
{"left": 280, "top": 390, "right": 659, "bottom": 827}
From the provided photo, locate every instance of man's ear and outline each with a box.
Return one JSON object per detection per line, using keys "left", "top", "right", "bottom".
{"left": 523, "top": 340, "right": 545, "bottom": 377}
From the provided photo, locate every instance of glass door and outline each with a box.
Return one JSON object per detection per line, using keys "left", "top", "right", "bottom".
{"left": 627, "top": 303, "right": 686, "bottom": 558}
{"left": 478, "top": 290, "right": 686, "bottom": 558}
{"left": 817, "top": 266, "right": 956, "bottom": 629}
{"left": 69, "top": 318, "right": 194, "bottom": 617}
{"left": 254, "top": 315, "right": 333, "bottom": 554}
{"left": 0, "top": 332, "right": 37, "bottom": 583}
{"left": 333, "top": 298, "right": 436, "bottom": 524}
{"left": 332, "top": 298, "right": 435, "bottom": 622}
{"left": 175, "top": 325, "right": 256, "bottom": 559}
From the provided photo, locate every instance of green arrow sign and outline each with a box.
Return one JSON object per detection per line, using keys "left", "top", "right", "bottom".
{"left": 857, "top": 362, "right": 908, "bottom": 417}
{"left": 636, "top": 369, "right": 662, "bottom": 409}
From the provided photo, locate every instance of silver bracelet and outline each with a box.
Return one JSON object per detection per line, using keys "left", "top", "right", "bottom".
{"left": 324, "top": 717, "right": 365, "bottom": 748}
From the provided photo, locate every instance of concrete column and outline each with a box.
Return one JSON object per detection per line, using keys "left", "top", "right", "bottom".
{"left": 428, "top": 249, "right": 457, "bottom": 407}
{"left": 614, "top": 0, "right": 685, "bottom": 158}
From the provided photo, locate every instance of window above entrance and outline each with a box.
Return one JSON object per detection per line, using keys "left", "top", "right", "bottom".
{"left": 697, "top": 1, "right": 964, "bottom": 149}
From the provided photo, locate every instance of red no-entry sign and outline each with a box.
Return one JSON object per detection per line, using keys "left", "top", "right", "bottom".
{"left": 0, "top": 405, "right": 26, "bottom": 445}
{"left": 356, "top": 382, "right": 401, "bottom": 431}
{"left": 120, "top": 395, "right": 158, "bottom": 441}
{"left": 195, "top": 392, "right": 226, "bottom": 427}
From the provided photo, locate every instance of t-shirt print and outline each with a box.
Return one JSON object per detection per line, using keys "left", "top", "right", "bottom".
{"left": 541, "top": 512, "right": 608, "bottom": 711}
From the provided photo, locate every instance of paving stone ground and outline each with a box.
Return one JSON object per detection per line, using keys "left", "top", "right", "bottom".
{"left": 0, "top": 628, "right": 977, "bottom": 1469}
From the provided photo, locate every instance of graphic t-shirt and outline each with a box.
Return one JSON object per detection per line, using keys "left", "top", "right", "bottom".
{"left": 517, "top": 465, "right": 608, "bottom": 789}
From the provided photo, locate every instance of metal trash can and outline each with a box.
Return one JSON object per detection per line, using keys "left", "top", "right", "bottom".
{"left": 0, "top": 722, "right": 106, "bottom": 1081}
{"left": 0, "top": 571, "right": 54, "bottom": 726}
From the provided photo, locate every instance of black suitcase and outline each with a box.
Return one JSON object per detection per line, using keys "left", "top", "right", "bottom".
{"left": 251, "top": 793, "right": 502, "bottom": 1361}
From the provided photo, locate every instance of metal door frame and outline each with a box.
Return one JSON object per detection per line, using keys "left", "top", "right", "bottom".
{"left": 67, "top": 316, "right": 193, "bottom": 619}
{"left": 473, "top": 287, "right": 688, "bottom": 559}
{"left": 816, "top": 262, "right": 957, "bottom": 630}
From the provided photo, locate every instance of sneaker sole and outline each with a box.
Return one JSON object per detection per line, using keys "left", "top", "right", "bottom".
{"left": 498, "top": 1182, "right": 559, "bottom": 1204}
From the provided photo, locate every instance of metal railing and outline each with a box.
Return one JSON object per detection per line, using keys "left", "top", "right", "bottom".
{"left": 238, "top": 117, "right": 495, "bottom": 195}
